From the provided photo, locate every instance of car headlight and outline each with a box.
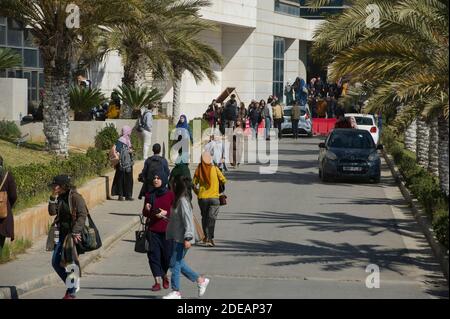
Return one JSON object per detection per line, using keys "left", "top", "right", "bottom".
{"left": 368, "top": 152, "right": 379, "bottom": 161}
{"left": 326, "top": 151, "right": 338, "bottom": 161}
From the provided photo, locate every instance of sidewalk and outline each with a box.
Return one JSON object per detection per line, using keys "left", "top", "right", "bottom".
{"left": 0, "top": 185, "right": 144, "bottom": 299}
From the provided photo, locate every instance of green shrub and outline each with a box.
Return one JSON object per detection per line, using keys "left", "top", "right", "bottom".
{"left": 86, "top": 147, "right": 108, "bottom": 175}
{"left": 0, "top": 238, "right": 32, "bottom": 264}
{"left": 131, "top": 129, "right": 143, "bottom": 161}
{"left": 0, "top": 120, "right": 21, "bottom": 139}
{"left": 433, "top": 209, "right": 449, "bottom": 249}
{"left": 95, "top": 124, "right": 119, "bottom": 150}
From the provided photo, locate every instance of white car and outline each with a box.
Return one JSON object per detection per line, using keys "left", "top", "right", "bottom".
{"left": 281, "top": 105, "right": 313, "bottom": 137}
{"left": 345, "top": 113, "right": 380, "bottom": 145}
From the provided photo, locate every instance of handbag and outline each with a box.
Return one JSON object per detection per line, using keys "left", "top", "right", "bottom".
{"left": 135, "top": 215, "right": 150, "bottom": 253}
{"left": 0, "top": 172, "right": 9, "bottom": 219}
{"left": 46, "top": 222, "right": 56, "bottom": 251}
{"left": 77, "top": 214, "right": 102, "bottom": 254}
{"left": 219, "top": 194, "right": 227, "bottom": 206}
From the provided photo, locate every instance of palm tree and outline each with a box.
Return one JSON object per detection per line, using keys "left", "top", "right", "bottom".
{"left": 162, "top": 16, "right": 223, "bottom": 124}
{"left": 428, "top": 116, "right": 439, "bottom": 176}
{"left": 311, "top": 0, "right": 449, "bottom": 195}
{"left": 0, "top": 48, "right": 22, "bottom": 69}
{"left": 114, "top": 85, "right": 162, "bottom": 118}
{"left": 0, "top": 0, "right": 132, "bottom": 156}
{"left": 69, "top": 86, "right": 106, "bottom": 112}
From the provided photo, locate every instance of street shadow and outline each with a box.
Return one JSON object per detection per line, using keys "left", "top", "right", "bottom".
{"left": 318, "top": 196, "right": 405, "bottom": 207}
{"left": 207, "top": 239, "right": 447, "bottom": 298}
{"left": 108, "top": 213, "right": 140, "bottom": 217}
{"left": 220, "top": 211, "right": 422, "bottom": 239}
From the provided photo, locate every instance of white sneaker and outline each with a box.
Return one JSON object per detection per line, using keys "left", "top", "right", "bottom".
{"left": 163, "top": 291, "right": 182, "bottom": 299}
{"left": 198, "top": 278, "right": 210, "bottom": 297}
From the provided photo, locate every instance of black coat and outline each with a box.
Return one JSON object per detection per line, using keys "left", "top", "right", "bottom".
{"left": 0, "top": 171, "right": 17, "bottom": 240}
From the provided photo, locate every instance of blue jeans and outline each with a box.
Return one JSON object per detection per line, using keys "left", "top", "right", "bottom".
{"left": 265, "top": 118, "right": 271, "bottom": 139}
{"left": 251, "top": 123, "right": 258, "bottom": 139}
{"left": 52, "top": 235, "right": 76, "bottom": 295}
{"left": 169, "top": 242, "right": 199, "bottom": 291}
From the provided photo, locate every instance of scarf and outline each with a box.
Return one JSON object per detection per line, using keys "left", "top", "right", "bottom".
{"left": 149, "top": 169, "right": 169, "bottom": 207}
{"left": 176, "top": 115, "right": 190, "bottom": 130}
{"left": 194, "top": 153, "right": 212, "bottom": 188}
{"left": 118, "top": 125, "right": 132, "bottom": 148}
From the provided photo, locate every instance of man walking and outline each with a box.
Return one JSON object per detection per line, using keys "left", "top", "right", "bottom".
{"left": 291, "top": 102, "right": 301, "bottom": 140}
{"left": 224, "top": 94, "right": 238, "bottom": 129}
{"left": 138, "top": 106, "right": 153, "bottom": 160}
{"left": 272, "top": 101, "right": 284, "bottom": 139}
{"left": 139, "top": 143, "right": 170, "bottom": 199}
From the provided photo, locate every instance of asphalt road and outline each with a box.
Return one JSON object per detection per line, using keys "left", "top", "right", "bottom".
{"left": 23, "top": 137, "right": 449, "bottom": 299}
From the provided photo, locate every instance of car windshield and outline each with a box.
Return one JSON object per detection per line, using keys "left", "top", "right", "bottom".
{"left": 349, "top": 117, "right": 374, "bottom": 126}
{"left": 328, "top": 131, "right": 375, "bottom": 149}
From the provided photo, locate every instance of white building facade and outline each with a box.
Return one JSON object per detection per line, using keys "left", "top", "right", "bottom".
{"left": 0, "top": 1, "right": 345, "bottom": 121}
{"left": 159, "top": 0, "right": 340, "bottom": 120}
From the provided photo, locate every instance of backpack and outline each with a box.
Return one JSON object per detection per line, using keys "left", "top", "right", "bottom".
{"left": 0, "top": 172, "right": 9, "bottom": 219}
{"left": 109, "top": 144, "right": 120, "bottom": 168}
{"left": 145, "top": 156, "right": 164, "bottom": 182}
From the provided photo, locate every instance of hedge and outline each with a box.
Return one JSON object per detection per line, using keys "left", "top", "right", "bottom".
{"left": 382, "top": 126, "right": 449, "bottom": 248}
{"left": 9, "top": 150, "right": 109, "bottom": 212}
{"left": 0, "top": 120, "right": 21, "bottom": 139}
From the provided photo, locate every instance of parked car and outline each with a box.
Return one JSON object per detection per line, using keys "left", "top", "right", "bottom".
{"left": 318, "top": 129, "right": 383, "bottom": 183}
{"left": 281, "top": 105, "right": 313, "bottom": 137}
{"left": 345, "top": 113, "right": 379, "bottom": 144}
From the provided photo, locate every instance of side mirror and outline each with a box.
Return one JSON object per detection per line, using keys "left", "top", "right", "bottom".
{"left": 377, "top": 144, "right": 384, "bottom": 150}
{"left": 319, "top": 142, "right": 326, "bottom": 149}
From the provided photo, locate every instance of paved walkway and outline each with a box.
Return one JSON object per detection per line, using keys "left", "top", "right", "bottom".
{"left": 20, "top": 137, "right": 449, "bottom": 299}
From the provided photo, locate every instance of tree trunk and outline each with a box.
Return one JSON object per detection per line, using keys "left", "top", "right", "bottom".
{"left": 39, "top": 41, "right": 72, "bottom": 157}
{"left": 437, "top": 116, "right": 449, "bottom": 196}
{"left": 416, "top": 118, "right": 430, "bottom": 168}
{"left": 404, "top": 119, "right": 417, "bottom": 153}
{"left": 121, "top": 55, "right": 140, "bottom": 119}
{"left": 172, "top": 74, "right": 182, "bottom": 125}
{"left": 428, "top": 116, "right": 439, "bottom": 176}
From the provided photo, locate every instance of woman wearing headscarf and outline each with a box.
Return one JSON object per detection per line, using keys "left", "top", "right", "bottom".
{"left": 0, "top": 155, "right": 17, "bottom": 252}
{"left": 111, "top": 126, "right": 134, "bottom": 201}
{"left": 176, "top": 114, "right": 193, "bottom": 144}
{"left": 296, "top": 78, "right": 308, "bottom": 106}
{"left": 193, "top": 152, "right": 227, "bottom": 247}
{"left": 169, "top": 139, "right": 192, "bottom": 202}
{"left": 143, "top": 169, "right": 175, "bottom": 291}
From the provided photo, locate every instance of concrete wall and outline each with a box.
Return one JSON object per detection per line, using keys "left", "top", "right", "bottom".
{"left": 17, "top": 119, "right": 169, "bottom": 158}
{"left": 0, "top": 78, "right": 28, "bottom": 121}
{"left": 169, "top": 0, "right": 322, "bottom": 119}
{"left": 90, "top": 51, "right": 124, "bottom": 97}
{"left": 13, "top": 161, "right": 144, "bottom": 242}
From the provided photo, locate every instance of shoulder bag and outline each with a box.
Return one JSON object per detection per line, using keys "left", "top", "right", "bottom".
{"left": 0, "top": 172, "right": 9, "bottom": 219}
{"left": 135, "top": 215, "right": 150, "bottom": 253}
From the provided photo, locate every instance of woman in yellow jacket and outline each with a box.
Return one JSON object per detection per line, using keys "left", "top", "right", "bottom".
{"left": 193, "top": 152, "right": 227, "bottom": 247}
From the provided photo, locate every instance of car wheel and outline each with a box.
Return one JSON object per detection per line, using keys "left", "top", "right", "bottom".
{"left": 371, "top": 176, "right": 381, "bottom": 184}
{"left": 307, "top": 132, "right": 313, "bottom": 138}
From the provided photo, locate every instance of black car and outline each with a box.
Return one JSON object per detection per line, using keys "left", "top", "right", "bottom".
{"left": 318, "top": 129, "right": 383, "bottom": 183}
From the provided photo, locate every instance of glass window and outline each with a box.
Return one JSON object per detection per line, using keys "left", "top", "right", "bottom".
{"left": 24, "top": 49, "right": 38, "bottom": 67}
{"left": 38, "top": 52, "right": 44, "bottom": 68}
{"left": 273, "top": 37, "right": 285, "bottom": 101}
{"left": 31, "top": 71, "right": 38, "bottom": 87}
{"left": 15, "top": 70, "right": 23, "bottom": 78}
{"left": 24, "top": 72, "right": 31, "bottom": 86}
{"left": 31, "top": 88, "right": 38, "bottom": 101}
{"left": 7, "top": 28, "right": 22, "bottom": 46}
{"left": 23, "top": 30, "right": 35, "bottom": 47}
{"left": 0, "top": 26, "right": 5, "bottom": 45}
{"left": 8, "top": 70, "right": 15, "bottom": 78}
{"left": 39, "top": 73, "right": 45, "bottom": 88}
{"left": 0, "top": 17, "right": 6, "bottom": 25}
{"left": 0, "top": 69, "right": 6, "bottom": 78}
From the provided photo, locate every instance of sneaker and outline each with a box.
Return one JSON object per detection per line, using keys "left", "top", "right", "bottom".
{"left": 62, "top": 292, "right": 76, "bottom": 299}
{"left": 210, "top": 240, "right": 216, "bottom": 247}
{"left": 163, "top": 277, "right": 170, "bottom": 289}
{"left": 205, "top": 241, "right": 214, "bottom": 247}
{"left": 198, "top": 278, "right": 210, "bottom": 297}
{"left": 151, "top": 283, "right": 161, "bottom": 291}
{"left": 163, "top": 291, "right": 182, "bottom": 299}
{"left": 125, "top": 197, "right": 134, "bottom": 201}
{"left": 118, "top": 196, "right": 124, "bottom": 201}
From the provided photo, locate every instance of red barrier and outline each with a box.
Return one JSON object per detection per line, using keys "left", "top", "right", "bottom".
{"left": 312, "top": 118, "right": 337, "bottom": 136}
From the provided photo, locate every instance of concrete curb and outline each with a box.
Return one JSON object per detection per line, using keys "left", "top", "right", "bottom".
{"left": 0, "top": 216, "right": 140, "bottom": 299}
{"left": 382, "top": 149, "right": 449, "bottom": 282}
